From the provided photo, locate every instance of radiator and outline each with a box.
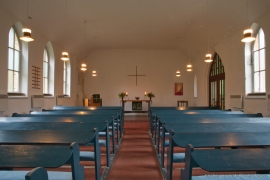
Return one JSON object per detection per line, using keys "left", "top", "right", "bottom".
{"left": 31, "top": 95, "right": 44, "bottom": 108}
{"left": 230, "top": 95, "right": 243, "bottom": 108}
{"left": 56, "top": 95, "right": 65, "bottom": 106}
{"left": 0, "top": 94, "right": 8, "bottom": 111}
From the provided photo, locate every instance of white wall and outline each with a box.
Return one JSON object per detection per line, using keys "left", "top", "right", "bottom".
{"left": 193, "top": 10, "right": 270, "bottom": 117}
{"left": 83, "top": 49, "right": 193, "bottom": 110}
{"left": 0, "top": 7, "right": 77, "bottom": 116}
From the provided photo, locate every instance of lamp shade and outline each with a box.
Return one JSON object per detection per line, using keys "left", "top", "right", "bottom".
{"left": 176, "top": 70, "right": 181, "bottom": 77}
{"left": 20, "top": 28, "right": 34, "bottom": 42}
{"left": 61, "top": 52, "right": 69, "bottom": 61}
{"left": 204, "top": 54, "right": 213, "bottom": 63}
{"left": 241, "top": 29, "right": 255, "bottom": 42}
{"left": 80, "top": 63, "right": 87, "bottom": 71}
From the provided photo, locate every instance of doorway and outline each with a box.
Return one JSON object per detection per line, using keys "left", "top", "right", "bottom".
{"left": 209, "top": 53, "right": 225, "bottom": 109}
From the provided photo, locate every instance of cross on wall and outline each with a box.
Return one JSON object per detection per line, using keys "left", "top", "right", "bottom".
{"left": 128, "top": 66, "right": 146, "bottom": 86}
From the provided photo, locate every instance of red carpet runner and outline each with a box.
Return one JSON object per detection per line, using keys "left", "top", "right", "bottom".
{"left": 106, "top": 121, "right": 163, "bottom": 180}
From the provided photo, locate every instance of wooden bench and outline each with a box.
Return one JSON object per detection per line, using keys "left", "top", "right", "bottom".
{"left": 181, "top": 144, "right": 270, "bottom": 180}
{"left": 29, "top": 110, "right": 122, "bottom": 143}
{"left": 153, "top": 113, "right": 262, "bottom": 145}
{"left": 48, "top": 107, "right": 124, "bottom": 135}
{"left": 161, "top": 123, "right": 270, "bottom": 180}
{"left": 150, "top": 109, "right": 250, "bottom": 136}
{"left": 157, "top": 116, "right": 268, "bottom": 154}
{"left": 0, "top": 124, "right": 101, "bottom": 180}
{"left": 0, "top": 120, "right": 111, "bottom": 167}
{"left": 11, "top": 114, "right": 117, "bottom": 155}
{"left": 0, "top": 142, "right": 83, "bottom": 180}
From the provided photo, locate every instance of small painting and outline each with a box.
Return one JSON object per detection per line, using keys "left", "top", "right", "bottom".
{"left": 175, "top": 83, "right": 183, "bottom": 95}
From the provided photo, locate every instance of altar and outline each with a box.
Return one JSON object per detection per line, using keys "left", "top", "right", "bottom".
{"left": 122, "top": 100, "right": 151, "bottom": 113}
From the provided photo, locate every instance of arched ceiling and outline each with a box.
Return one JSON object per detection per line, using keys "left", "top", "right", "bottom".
{"left": 1, "top": 0, "right": 270, "bottom": 58}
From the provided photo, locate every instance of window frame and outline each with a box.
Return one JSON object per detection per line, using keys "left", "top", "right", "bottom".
{"left": 251, "top": 28, "right": 265, "bottom": 93}
{"left": 43, "top": 48, "right": 50, "bottom": 95}
{"left": 7, "top": 26, "right": 22, "bottom": 95}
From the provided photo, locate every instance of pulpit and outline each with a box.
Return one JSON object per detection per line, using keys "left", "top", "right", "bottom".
{"left": 83, "top": 94, "right": 102, "bottom": 107}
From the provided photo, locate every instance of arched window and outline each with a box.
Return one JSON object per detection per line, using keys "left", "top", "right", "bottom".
{"left": 63, "top": 61, "right": 67, "bottom": 95}
{"left": 8, "top": 27, "right": 20, "bottom": 93}
{"left": 252, "top": 28, "right": 265, "bottom": 93}
{"left": 43, "top": 48, "right": 49, "bottom": 94}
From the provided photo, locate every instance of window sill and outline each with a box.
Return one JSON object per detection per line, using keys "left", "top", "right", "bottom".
{"left": 8, "top": 93, "right": 28, "bottom": 99}
{"left": 245, "top": 93, "right": 266, "bottom": 99}
{"left": 43, "top": 94, "right": 54, "bottom": 99}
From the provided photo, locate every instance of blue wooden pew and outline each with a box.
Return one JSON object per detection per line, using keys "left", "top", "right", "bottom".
{"left": 157, "top": 116, "right": 268, "bottom": 154}
{"left": 153, "top": 113, "right": 262, "bottom": 145}
{"left": 150, "top": 109, "right": 252, "bottom": 137}
{"left": 181, "top": 144, "right": 270, "bottom": 180}
{"left": 0, "top": 122, "right": 101, "bottom": 180}
{"left": 51, "top": 106, "right": 124, "bottom": 134}
{"left": 161, "top": 122, "right": 270, "bottom": 180}
{"left": 0, "top": 120, "right": 111, "bottom": 167}
{"left": 29, "top": 110, "right": 122, "bottom": 143}
{"left": 0, "top": 142, "right": 83, "bottom": 180}
{"left": 11, "top": 114, "right": 117, "bottom": 155}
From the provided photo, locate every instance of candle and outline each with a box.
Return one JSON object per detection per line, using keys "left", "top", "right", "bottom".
{"left": 145, "top": 92, "right": 146, "bottom": 95}
{"left": 126, "top": 92, "right": 128, "bottom": 96}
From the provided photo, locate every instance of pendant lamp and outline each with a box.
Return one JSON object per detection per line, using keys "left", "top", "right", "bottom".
{"left": 204, "top": 0, "right": 212, "bottom": 63}
{"left": 176, "top": 70, "right": 181, "bottom": 77}
{"left": 61, "top": 0, "right": 69, "bottom": 61}
{"left": 241, "top": 0, "right": 255, "bottom": 43}
{"left": 81, "top": 21, "right": 87, "bottom": 71}
{"left": 20, "top": 0, "right": 34, "bottom": 42}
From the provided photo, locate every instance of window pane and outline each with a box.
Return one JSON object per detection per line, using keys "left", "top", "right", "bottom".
{"left": 259, "top": 49, "right": 265, "bottom": 71}
{"left": 9, "top": 28, "right": 14, "bottom": 48}
{"left": 259, "top": 29, "right": 265, "bottom": 48}
{"left": 253, "top": 34, "right": 259, "bottom": 51}
{"left": 8, "top": 70, "right": 14, "bottom": 92}
{"left": 14, "top": 51, "right": 20, "bottom": 71}
{"left": 44, "top": 50, "right": 48, "bottom": 62}
{"left": 14, "top": 33, "right": 20, "bottom": 51}
{"left": 8, "top": 49, "right": 14, "bottom": 70}
{"left": 43, "top": 62, "right": 48, "bottom": 77}
{"left": 253, "top": 51, "right": 259, "bottom": 72}
{"left": 63, "top": 82, "right": 66, "bottom": 94}
{"left": 43, "top": 77, "right": 48, "bottom": 94}
{"left": 260, "top": 71, "right": 265, "bottom": 92}
{"left": 13, "top": 71, "right": 19, "bottom": 92}
{"left": 253, "top": 72, "right": 259, "bottom": 92}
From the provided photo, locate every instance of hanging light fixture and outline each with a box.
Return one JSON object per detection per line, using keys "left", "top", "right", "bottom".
{"left": 204, "top": 0, "right": 212, "bottom": 63}
{"left": 92, "top": 37, "right": 97, "bottom": 76}
{"left": 186, "top": 32, "right": 192, "bottom": 71}
{"left": 61, "top": 0, "right": 69, "bottom": 61}
{"left": 241, "top": 0, "right": 255, "bottom": 43}
{"left": 81, "top": 21, "right": 87, "bottom": 71}
{"left": 176, "top": 70, "right": 181, "bottom": 77}
{"left": 20, "top": 0, "right": 34, "bottom": 42}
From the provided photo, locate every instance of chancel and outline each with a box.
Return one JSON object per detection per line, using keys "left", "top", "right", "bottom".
{"left": 1, "top": 0, "right": 270, "bottom": 179}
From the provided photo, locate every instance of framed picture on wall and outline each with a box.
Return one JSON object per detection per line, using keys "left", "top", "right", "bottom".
{"left": 175, "top": 83, "right": 183, "bottom": 95}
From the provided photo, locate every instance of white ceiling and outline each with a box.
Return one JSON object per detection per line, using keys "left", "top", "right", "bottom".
{"left": 1, "top": 0, "right": 270, "bottom": 58}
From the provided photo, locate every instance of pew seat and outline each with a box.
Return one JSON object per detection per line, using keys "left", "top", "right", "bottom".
{"left": 0, "top": 169, "right": 72, "bottom": 180}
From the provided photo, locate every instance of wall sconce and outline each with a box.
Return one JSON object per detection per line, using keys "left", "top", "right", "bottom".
{"left": 176, "top": 70, "right": 181, "bottom": 77}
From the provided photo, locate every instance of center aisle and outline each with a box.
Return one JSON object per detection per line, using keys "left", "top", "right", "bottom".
{"left": 105, "top": 118, "right": 163, "bottom": 180}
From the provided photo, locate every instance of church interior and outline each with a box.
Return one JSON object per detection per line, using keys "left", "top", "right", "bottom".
{"left": 0, "top": 0, "right": 270, "bottom": 180}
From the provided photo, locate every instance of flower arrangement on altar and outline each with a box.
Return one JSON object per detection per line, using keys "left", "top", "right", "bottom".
{"left": 147, "top": 92, "right": 155, "bottom": 100}
{"left": 118, "top": 92, "right": 126, "bottom": 99}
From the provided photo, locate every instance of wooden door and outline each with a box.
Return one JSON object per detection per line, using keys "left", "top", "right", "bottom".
{"left": 209, "top": 54, "right": 225, "bottom": 109}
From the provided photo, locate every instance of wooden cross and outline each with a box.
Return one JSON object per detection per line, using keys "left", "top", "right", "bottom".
{"left": 128, "top": 66, "right": 146, "bottom": 86}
